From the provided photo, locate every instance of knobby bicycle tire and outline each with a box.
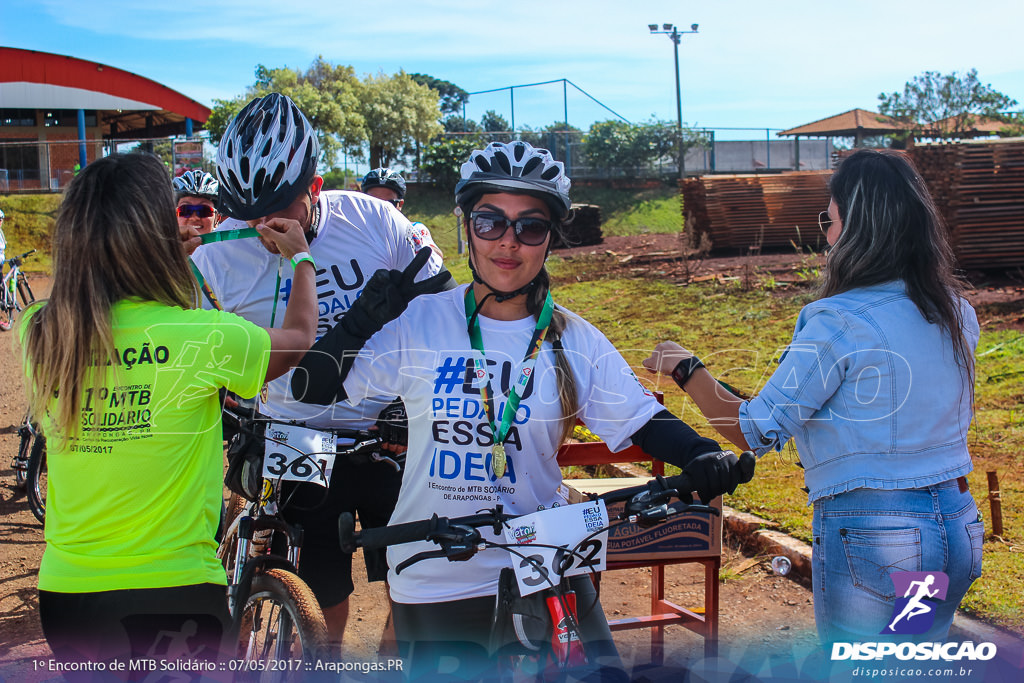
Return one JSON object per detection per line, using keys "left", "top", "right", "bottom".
{"left": 236, "top": 568, "right": 329, "bottom": 677}
{"left": 0, "top": 299, "right": 12, "bottom": 331}
{"left": 26, "top": 433, "right": 47, "bottom": 524}
{"left": 14, "top": 424, "right": 32, "bottom": 490}
{"left": 17, "top": 274, "right": 34, "bottom": 309}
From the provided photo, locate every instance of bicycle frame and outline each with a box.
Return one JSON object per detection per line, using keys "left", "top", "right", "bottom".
{"left": 338, "top": 456, "right": 755, "bottom": 677}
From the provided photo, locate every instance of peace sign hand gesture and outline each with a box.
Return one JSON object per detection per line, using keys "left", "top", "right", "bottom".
{"left": 341, "top": 248, "right": 454, "bottom": 340}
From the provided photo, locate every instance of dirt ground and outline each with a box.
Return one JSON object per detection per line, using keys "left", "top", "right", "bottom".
{"left": 2, "top": 249, "right": 1021, "bottom": 680}
{"left": 0, "top": 271, "right": 822, "bottom": 681}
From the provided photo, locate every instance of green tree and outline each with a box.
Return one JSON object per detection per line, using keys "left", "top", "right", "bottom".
{"left": 409, "top": 74, "right": 470, "bottom": 115}
{"left": 206, "top": 56, "right": 365, "bottom": 167}
{"left": 420, "top": 136, "right": 483, "bottom": 192}
{"left": 582, "top": 119, "right": 705, "bottom": 176}
{"left": 443, "top": 115, "right": 480, "bottom": 133}
{"left": 878, "top": 69, "right": 1019, "bottom": 139}
{"left": 358, "top": 71, "right": 443, "bottom": 168}
{"left": 480, "top": 110, "right": 510, "bottom": 133}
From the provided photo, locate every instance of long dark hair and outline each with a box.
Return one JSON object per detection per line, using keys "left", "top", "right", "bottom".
{"left": 823, "top": 149, "right": 973, "bottom": 382}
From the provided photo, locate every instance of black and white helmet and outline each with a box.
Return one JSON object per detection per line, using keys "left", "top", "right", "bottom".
{"left": 216, "top": 93, "right": 319, "bottom": 220}
{"left": 172, "top": 169, "right": 219, "bottom": 202}
{"left": 361, "top": 168, "right": 407, "bottom": 199}
{"left": 455, "top": 141, "right": 571, "bottom": 219}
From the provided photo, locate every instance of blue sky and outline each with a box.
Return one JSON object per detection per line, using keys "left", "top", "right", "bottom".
{"left": 3, "top": 0, "right": 1023, "bottom": 146}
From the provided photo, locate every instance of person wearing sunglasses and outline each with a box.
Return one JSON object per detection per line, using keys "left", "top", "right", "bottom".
{"left": 292, "top": 140, "right": 748, "bottom": 679}
{"left": 172, "top": 169, "right": 219, "bottom": 235}
{"left": 190, "top": 93, "right": 453, "bottom": 657}
{"left": 644, "top": 149, "right": 982, "bottom": 648}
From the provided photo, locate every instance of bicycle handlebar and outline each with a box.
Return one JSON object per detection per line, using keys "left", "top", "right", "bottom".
{"left": 339, "top": 451, "right": 756, "bottom": 553}
{"left": 6, "top": 249, "right": 36, "bottom": 264}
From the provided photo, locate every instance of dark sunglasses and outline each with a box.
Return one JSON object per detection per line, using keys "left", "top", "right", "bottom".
{"left": 470, "top": 211, "right": 553, "bottom": 247}
{"left": 817, "top": 211, "right": 832, "bottom": 234}
{"left": 177, "top": 204, "right": 215, "bottom": 219}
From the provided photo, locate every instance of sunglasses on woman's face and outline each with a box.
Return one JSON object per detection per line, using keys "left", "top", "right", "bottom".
{"left": 470, "top": 211, "right": 553, "bottom": 247}
{"left": 818, "top": 211, "right": 832, "bottom": 234}
{"left": 177, "top": 204, "right": 215, "bottom": 219}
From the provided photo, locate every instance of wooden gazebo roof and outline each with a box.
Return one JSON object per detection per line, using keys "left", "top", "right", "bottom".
{"left": 777, "top": 108, "right": 913, "bottom": 145}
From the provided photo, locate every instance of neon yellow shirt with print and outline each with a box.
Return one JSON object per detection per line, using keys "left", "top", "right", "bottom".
{"left": 23, "top": 299, "right": 271, "bottom": 593}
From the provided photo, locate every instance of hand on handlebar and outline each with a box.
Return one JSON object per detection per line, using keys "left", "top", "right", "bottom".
{"left": 682, "top": 449, "right": 756, "bottom": 505}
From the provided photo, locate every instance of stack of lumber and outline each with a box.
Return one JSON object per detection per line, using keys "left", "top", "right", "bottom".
{"left": 680, "top": 172, "right": 830, "bottom": 252}
{"left": 911, "top": 139, "right": 1024, "bottom": 269}
{"left": 553, "top": 204, "right": 603, "bottom": 248}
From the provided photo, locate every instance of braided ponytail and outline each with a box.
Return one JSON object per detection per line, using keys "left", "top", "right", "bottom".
{"left": 527, "top": 267, "right": 579, "bottom": 446}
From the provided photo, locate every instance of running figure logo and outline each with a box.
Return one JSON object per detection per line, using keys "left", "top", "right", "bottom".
{"left": 883, "top": 571, "right": 949, "bottom": 635}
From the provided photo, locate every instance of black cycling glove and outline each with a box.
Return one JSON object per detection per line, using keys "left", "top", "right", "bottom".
{"left": 342, "top": 247, "right": 454, "bottom": 341}
{"left": 292, "top": 248, "right": 454, "bottom": 405}
{"left": 630, "top": 409, "right": 745, "bottom": 504}
{"left": 375, "top": 398, "right": 408, "bottom": 448}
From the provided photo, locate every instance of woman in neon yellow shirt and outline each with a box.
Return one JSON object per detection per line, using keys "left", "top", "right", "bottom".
{"left": 20, "top": 153, "right": 318, "bottom": 669}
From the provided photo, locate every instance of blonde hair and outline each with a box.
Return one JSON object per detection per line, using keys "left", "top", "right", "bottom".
{"left": 23, "top": 154, "right": 199, "bottom": 441}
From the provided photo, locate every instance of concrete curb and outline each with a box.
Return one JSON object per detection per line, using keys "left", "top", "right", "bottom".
{"left": 721, "top": 505, "right": 1024, "bottom": 666}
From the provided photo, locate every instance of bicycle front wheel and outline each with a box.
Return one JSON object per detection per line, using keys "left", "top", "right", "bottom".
{"left": 236, "top": 568, "right": 329, "bottom": 677}
{"left": 14, "top": 422, "right": 33, "bottom": 490}
{"left": 26, "top": 434, "right": 47, "bottom": 524}
{"left": 17, "top": 274, "right": 35, "bottom": 309}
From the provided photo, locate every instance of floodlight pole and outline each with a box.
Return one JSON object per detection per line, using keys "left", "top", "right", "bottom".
{"left": 649, "top": 23, "right": 698, "bottom": 179}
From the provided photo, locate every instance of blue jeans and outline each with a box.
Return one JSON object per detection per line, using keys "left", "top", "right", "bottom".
{"left": 811, "top": 480, "right": 983, "bottom": 645}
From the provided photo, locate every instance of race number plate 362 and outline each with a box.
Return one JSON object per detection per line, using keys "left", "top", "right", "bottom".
{"left": 503, "top": 501, "right": 610, "bottom": 596}
{"left": 261, "top": 424, "right": 336, "bottom": 487}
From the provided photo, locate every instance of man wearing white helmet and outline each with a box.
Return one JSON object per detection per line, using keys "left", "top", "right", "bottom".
{"left": 192, "top": 93, "right": 452, "bottom": 655}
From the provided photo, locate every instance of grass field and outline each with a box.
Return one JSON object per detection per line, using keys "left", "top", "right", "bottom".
{"left": 3, "top": 185, "right": 1021, "bottom": 635}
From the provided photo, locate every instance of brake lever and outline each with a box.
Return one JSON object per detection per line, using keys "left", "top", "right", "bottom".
{"left": 395, "top": 549, "right": 451, "bottom": 575}
{"left": 667, "top": 500, "right": 721, "bottom": 517}
{"left": 393, "top": 525, "right": 483, "bottom": 574}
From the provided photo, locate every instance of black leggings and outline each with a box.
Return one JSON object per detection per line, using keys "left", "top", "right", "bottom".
{"left": 39, "top": 583, "right": 230, "bottom": 681}
{"left": 391, "top": 575, "right": 626, "bottom": 682}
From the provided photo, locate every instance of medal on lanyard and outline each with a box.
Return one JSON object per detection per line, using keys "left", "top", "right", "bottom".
{"left": 464, "top": 287, "right": 553, "bottom": 478}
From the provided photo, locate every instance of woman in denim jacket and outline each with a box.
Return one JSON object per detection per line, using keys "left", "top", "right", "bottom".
{"left": 644, "top": 149, "right": 982, "bottom": 645}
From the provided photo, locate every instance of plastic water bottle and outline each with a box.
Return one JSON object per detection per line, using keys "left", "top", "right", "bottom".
{"left": 771, "top": 555, "right": 792, "bottom": 576}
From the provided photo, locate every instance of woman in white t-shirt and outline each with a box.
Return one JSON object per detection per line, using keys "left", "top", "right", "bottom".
{"left": 292, "top": 141, "right": 749, "bottom": 679}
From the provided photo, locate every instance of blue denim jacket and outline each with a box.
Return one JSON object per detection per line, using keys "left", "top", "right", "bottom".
{"left": 738, "top": 282, "right": 978, "bottom": 503}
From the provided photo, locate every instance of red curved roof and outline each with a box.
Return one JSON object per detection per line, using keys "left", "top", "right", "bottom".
{"left": 0, "top": 47, "right": 210, "bottom": 122}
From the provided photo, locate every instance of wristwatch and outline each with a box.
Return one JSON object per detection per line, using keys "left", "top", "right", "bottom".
{"left": 670, "top": 356, "right": 705, "bottom": 390}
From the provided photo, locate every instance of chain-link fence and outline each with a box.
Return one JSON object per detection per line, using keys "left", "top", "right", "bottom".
{"left": 0, "top": 138, "right": 178, "bottom": 193}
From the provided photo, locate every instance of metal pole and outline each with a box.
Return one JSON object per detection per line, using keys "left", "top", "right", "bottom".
{"left": 672, "top": 29, "right": 684, "bottom": 178}
{"left": 510, "top": 87, "right": 515, "bottom": 135}
{"left": 563, "top": 79, "right": 570, "bottom": 170}
{"left": 77, "top": 109, "right": 88, "bottom": 170}
{"left": 766, "top": 128, "right": 771, "bottom": 171}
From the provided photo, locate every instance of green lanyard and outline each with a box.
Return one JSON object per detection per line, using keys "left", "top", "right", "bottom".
{"left": 463, "top": 286, "right": 553, "bottom": 478}
{"left": 188, "top": 227, "right": 281, "bottom": 323}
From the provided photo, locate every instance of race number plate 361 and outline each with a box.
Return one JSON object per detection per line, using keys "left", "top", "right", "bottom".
{"left": 503, "top": 501, "right": 610, "bottom": 596}
{"left": 262, "top": 424, "right": 336, "bottom": 487}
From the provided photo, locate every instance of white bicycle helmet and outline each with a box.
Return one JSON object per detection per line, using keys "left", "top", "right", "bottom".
{"left": 216, "top": 93, "right": 319, "bottom": 220}
{"left": 173, "top": 169, "right": 219, "bottom": 202}
{"left": 455, "top": 141, "right": 571, "bottom": 219}
{"left": 361, "top": 168, "right": 407, "bottom": 198}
